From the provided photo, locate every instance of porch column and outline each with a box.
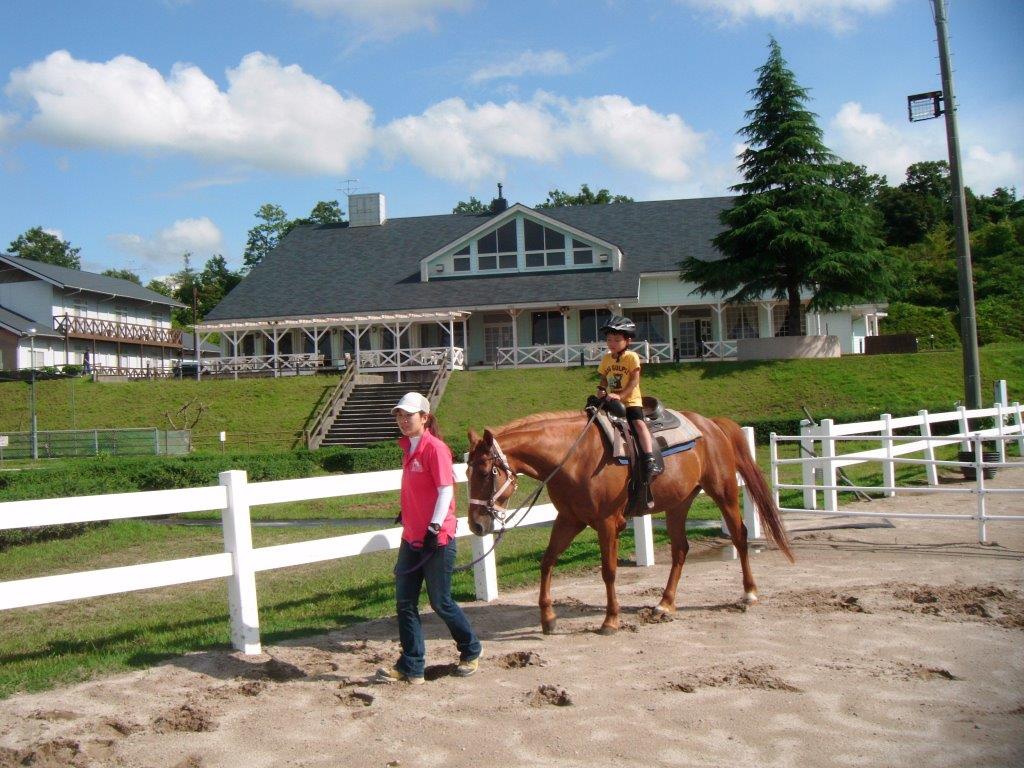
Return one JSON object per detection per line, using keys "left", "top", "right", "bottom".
{"left": 448, "top": 319, "right": 455, "bottom": 367}
{"left": 660, "top": 306, "right": 678, "bottom": 361}
{"left": 758, "top": 301, "right": 774, "bottom": 338}
{"left": 559, "top": 306, "right": 570, "bottom": 365}
{"left": 711, "top": 301, "right": 725, "bottom": 346}
{"left": 354, "top": 323, "right": 362, "bottom": 371}
{"left": 507, "top": 308, "right": 521, "bottom": 368}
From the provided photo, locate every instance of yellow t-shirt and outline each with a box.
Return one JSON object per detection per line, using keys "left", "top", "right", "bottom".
{"left": 598, "top": 350, "right": 643, "bottom": 407}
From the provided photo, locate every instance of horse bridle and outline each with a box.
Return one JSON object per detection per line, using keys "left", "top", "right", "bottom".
{"left": 468, "top": 438, "right": 519, "bottom": 523}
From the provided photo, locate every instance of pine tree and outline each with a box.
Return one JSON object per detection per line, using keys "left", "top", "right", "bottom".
{"left": 680, "top": 38, "right": 891, "bottom": 335}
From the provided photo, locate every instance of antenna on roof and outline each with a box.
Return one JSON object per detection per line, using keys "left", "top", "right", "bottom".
{"left": 489, "top": 181, "right": 508, "bottom": 214}
{"left": 339, "top": 179, "right": 360, "bottom": 195}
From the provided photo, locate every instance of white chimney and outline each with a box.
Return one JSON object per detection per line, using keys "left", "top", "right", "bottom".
{"left": 348, "top": 193, "right": 386, "bottom": 227}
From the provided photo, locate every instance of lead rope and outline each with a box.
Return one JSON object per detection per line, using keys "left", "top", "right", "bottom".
{"left": 453, "top": 405, "right": 604, "bottom": 573}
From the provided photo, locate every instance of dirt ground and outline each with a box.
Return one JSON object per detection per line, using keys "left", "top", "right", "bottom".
{"left": 1, "top": 467, "right": 1022, "bottom": 768}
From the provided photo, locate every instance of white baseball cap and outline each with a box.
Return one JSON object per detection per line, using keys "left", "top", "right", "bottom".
{"left": 391, "top": 392, "right": 430, "bottom": 415}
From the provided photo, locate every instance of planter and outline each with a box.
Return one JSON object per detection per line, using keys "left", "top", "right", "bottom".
{"left": 957, "top": 450, "right": 999, "bottom": 480}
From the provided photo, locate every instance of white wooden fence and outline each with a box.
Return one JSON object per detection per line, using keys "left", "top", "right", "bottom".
{"left": 0, "top": 426, "right": 760, "bottom": 656}
{"left": 770, "top": 395, "right": 1024, "bottom": 543}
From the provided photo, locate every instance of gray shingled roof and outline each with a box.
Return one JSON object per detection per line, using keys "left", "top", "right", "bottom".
{"left": 0, "top": 305, "right": 63, "bottom": 338}
{"left": 205, "top": 196, "right": 732, "bottom": 322}
{"left": 0, "top": 255, "right": 183, "bottom": 307}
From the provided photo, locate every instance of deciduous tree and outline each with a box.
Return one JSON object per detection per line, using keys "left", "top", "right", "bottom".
{"left": 8, "top": 227, "right": 81, "bottom": 269}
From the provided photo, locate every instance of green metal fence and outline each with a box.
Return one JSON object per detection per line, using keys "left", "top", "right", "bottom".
{"left": 0, "top": 429, "right": 191, "bottom": 460}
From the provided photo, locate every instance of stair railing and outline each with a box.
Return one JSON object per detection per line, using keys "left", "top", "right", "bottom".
{"left": 305, "top": 360, "right": 358, "bottom": 451}
{"left": 426, "top": 349, "right": 453, "bottom": 414}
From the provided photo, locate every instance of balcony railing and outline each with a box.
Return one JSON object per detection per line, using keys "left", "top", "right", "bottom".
{"left": 358, "top": 346, "right": 466, "bottom": 372}
{"left": 495, "top": 341, "right": 673, "bottom": 367}
{"left": 198, "top": 354, "right": 325, "bottom": 376}
{"left": 54, "top": 315, "right": 182, "bottom": 347}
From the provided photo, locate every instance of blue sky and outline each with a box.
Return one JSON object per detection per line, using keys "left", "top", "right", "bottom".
{"left": 1, "top": 0, "right": 1021, "bottom": 281}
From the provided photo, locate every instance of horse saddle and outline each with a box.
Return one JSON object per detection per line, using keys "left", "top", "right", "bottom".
{"left": 587, "top": 397, "right": 703, "bottom": 516}
{"left": 591, "top": 397, "right": 702, "bottom": 466}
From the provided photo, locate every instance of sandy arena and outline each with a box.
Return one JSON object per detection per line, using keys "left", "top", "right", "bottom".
{"left": 1, "top": 467, "right": 1022, "bottom": 768}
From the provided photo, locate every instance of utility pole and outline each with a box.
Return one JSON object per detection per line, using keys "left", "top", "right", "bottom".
{"left": 193, "top": 285, "right": 201, "bottom": 382}
{"left": 932, "top": 0, "right": 982, "bottom": 408}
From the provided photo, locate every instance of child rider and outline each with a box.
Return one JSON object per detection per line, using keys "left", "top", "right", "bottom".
{"left": 596, "top": 316, "right": 658, "bottom": 485}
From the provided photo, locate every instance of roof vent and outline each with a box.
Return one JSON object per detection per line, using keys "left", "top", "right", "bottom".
{"left": 348, "top": 193, "right": 387, "bottom": 227}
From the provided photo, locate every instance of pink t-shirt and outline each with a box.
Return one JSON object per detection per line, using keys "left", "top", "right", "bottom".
{"left": 398, "top": 430, "right": 457, "bottom": 546}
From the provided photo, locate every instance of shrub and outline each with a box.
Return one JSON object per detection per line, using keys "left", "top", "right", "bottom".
{"left": 881, "top": 302, "right": 960, "bottom": 349}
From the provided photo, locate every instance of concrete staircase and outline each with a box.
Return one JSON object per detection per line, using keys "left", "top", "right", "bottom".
{"left": 319, "top": 381, "right": 411, "bottom": 448}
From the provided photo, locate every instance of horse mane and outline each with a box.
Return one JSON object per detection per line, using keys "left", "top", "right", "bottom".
{"left": 496, "top": 410, "right": 584, "bottom": 433}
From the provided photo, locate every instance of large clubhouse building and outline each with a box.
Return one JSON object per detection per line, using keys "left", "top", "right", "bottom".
{"left": 198, "top": 193, "right": 886, "bottom": 378}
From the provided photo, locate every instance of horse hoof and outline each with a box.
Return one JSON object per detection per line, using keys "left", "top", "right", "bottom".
{"left": 742, "top": 591, "right": 759, "bottom": 605}
{"left": 542, "top": 621, "right": 557, "bottom": 635}
{"left": 597, "top": 625, "right": 618, "bottom": 636}
{"left": 654, "top": 603, "right": 675, "bottom": 615}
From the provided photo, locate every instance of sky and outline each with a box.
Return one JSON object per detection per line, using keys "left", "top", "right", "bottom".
{"left": 0, "top": 0, "right": 1021, "bottom": 282}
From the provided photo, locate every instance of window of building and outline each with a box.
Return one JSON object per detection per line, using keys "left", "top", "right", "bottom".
{"left": 114, "top": 306, "right": 129, "bottom": 324}
{"left": 524, "top": 220, "right": 566, "bottom": 268}
{"left": 572, "top": 238, "right": 593, "bottom": 265}
{"left": 420, "top": 323, "right": 466, "bottom": 349}
{"left": 453, "top": 244, "right": 471, "bottom": 272}
{"left": 725, "top": 305, "right": 759, "bottom": 339}
{"left": 476, "top": 221, "right": 517, "bottom": 271}
{"left": 772, "top": 303, "right": 806, "bottom": 336}
{"left": 531, "top": 311, "right": 565, "bottom": 345}
{"left": 628, "top": 310, "right": 666, "bottom": 342}
{"left": 579, "top": 308, "right": 612, "bottom": 343}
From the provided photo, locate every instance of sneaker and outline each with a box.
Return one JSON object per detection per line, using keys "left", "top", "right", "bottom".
{"left": 374, "top": 666, "right": 425, "bottom": 685}
{"left": 453, "top": 657, "right": 479, "bottom": 677}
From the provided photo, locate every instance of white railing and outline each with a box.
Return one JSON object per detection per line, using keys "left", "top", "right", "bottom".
{"left": 0, "top": 428, "right": 761, "bottom": 656}
{"left": 200, "top": 353, "right": 325, "bottom": 376}
{"left": 703, "top": 340, "right": 738, "bottom": 359}
{"left": 495, "top": 340, "right": 672, "bottom": 367}
{"left": 770, "top": 397, "right": 1024, "bottom": 543}
{"left": 359, "top": 346, "right": 465, "bottom": 372}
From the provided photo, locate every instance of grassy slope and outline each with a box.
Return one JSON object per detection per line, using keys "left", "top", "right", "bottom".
{"left": 1, "top": 344, "right": 1020, "bottom": 452}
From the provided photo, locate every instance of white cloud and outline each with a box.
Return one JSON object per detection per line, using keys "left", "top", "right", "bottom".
{"left": 380, "top": 92, "right": 705, "bottom": 183}
{"left": 108, "top": 217, "right": 224, "bottom": 273}
{"left": 0, "top": 112, "right": 16, "bottom": 141}
{"left": 470, "top": 50, "right": 576, "bottom": 83}
{"left": 676, "top": 0, "right": 895, "bottom": 32}
{"left": 828, "top": 101, "right": 1023, "bottom": 192}
{"left": 5, "top": 50, "right": 375, "bottom": 175}
{"left": 287, "top": 0, "right": 473, "bottom": 40}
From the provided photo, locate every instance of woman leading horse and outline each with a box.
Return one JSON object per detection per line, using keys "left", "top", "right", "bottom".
{"left": 466, "top": 409, "right": 793, "bottom": 635}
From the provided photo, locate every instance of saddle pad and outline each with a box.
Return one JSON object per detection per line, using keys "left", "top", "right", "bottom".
{"left": 594, "top": 409, "right": 702, "bottom": 462}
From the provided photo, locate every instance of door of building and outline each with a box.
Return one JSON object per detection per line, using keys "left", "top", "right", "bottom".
{"left": 678, "top": 318, "right": 711, "bottom": 358}
{"left": 483, "top": 320, "right": 513, "bottom": 364}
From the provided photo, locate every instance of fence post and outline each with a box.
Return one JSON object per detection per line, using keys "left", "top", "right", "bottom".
{"left": 632, "top": 515, "right": 655, "bottom": 566}
{"left": 995, "top": 403, "right": 1007, "bottom": 463}
{"left": 94, "top": 429, "right": 99, "bottom": 456}
{"left": 471, "top": 534, "right": 498, "bottom": 602}
{"left": 882, "top": 413, "right": 895, "bottom": 497}
{"left": 740, "top": 426, "right": 763, "bottom": 540}
{"left": 919, "top": 410, "right": 938, "bottom": 486}
{"left": 973, "top": 434, "right": 987, "bottom": 544}
{"left": 219, "top": 470, "right": 262, "bottom": 654}
{"left": 994, "top": 379, "right": 1008, "bottom": 407}
{"left": 958, "top": 405, "right": 970, "bottom": 452}
{"left": 769, "top": 432, "right": 780, "bottom": 508}
{"left": 153, "top": 428, "right": 159, "bottom": 456}
{"left": 799, "top": 419, "right": 817, "bottom": 510}
{"left": 1014, "top": 402, "right": 1024, "bottom": 455}
{"left": 820, "top": 419, "right": 838, "bottom": 513}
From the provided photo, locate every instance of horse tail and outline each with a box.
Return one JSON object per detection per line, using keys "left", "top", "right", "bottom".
{"left": 713, "top": 417, "right": 795, "bottom": 564}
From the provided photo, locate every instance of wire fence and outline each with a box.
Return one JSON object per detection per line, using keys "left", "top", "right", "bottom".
{"left": 0, "top": 429, "right": 191, "bottom": 460}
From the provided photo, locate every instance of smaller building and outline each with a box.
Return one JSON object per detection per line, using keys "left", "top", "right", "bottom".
{"left": 0, "top": 255, "right": 184, "bottom": 377}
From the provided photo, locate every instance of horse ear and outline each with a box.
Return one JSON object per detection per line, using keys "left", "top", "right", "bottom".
{"left": 482, "top": 429, "right": 495, "bottom": 447}
{"left": 467, "top": 428, "right": 480, "bottom": 447}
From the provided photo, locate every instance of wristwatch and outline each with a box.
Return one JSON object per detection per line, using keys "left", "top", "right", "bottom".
{"left": 427, "top": 522, "right": 441, "bottom": 534}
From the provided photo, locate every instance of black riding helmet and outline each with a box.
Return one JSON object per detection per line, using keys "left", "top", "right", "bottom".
{"left": 600, "top": 315, "right": 637, "bottom": 339}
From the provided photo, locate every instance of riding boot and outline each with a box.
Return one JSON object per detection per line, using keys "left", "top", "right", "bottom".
{"left": 642, "top": 452, "right": 660, "bottom": 480}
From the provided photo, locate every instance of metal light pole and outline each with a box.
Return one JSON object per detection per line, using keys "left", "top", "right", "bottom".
{"left": 909, "top": 0, "right": 982, "bottom": 408}
{"left": 26, "top": 326, "right": 38, "bottom": 460}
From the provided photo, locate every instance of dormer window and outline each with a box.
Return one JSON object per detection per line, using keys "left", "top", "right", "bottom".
{"left": 524, "top": 220, "right": 566, "bottom": 268}
{"left": 477, "top": 221, "right": 517, "bottom": 271}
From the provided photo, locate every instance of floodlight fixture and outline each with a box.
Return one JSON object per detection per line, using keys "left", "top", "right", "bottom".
{"left": 907, "top": 90, "right": 943, "bottom": 122}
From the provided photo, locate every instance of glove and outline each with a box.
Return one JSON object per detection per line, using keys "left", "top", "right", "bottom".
{"left": 393, "top": 512, "right": 402, "bottom": 526}
{"left": 422, "top": 523, "right": 440, "bottom": 552}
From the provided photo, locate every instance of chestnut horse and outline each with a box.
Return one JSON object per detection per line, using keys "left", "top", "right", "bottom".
{"left": 466, "top": 410, "right": 793, "bottom": 634}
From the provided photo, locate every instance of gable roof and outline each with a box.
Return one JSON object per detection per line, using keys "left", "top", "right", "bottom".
{"left": 0, "top": 255, "right": 183, "bottom": 307}
{"left": 204, "top": 196, "right": 732, "bottom": 323}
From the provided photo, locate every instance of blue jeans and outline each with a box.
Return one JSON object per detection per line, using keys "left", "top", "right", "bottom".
{"left": 394, "top": 538, "right": 481, "bottom": 678}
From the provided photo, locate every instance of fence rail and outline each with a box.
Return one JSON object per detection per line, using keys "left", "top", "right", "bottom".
{"left": 0, "top": 428, "right": 761, "bottom": 655}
